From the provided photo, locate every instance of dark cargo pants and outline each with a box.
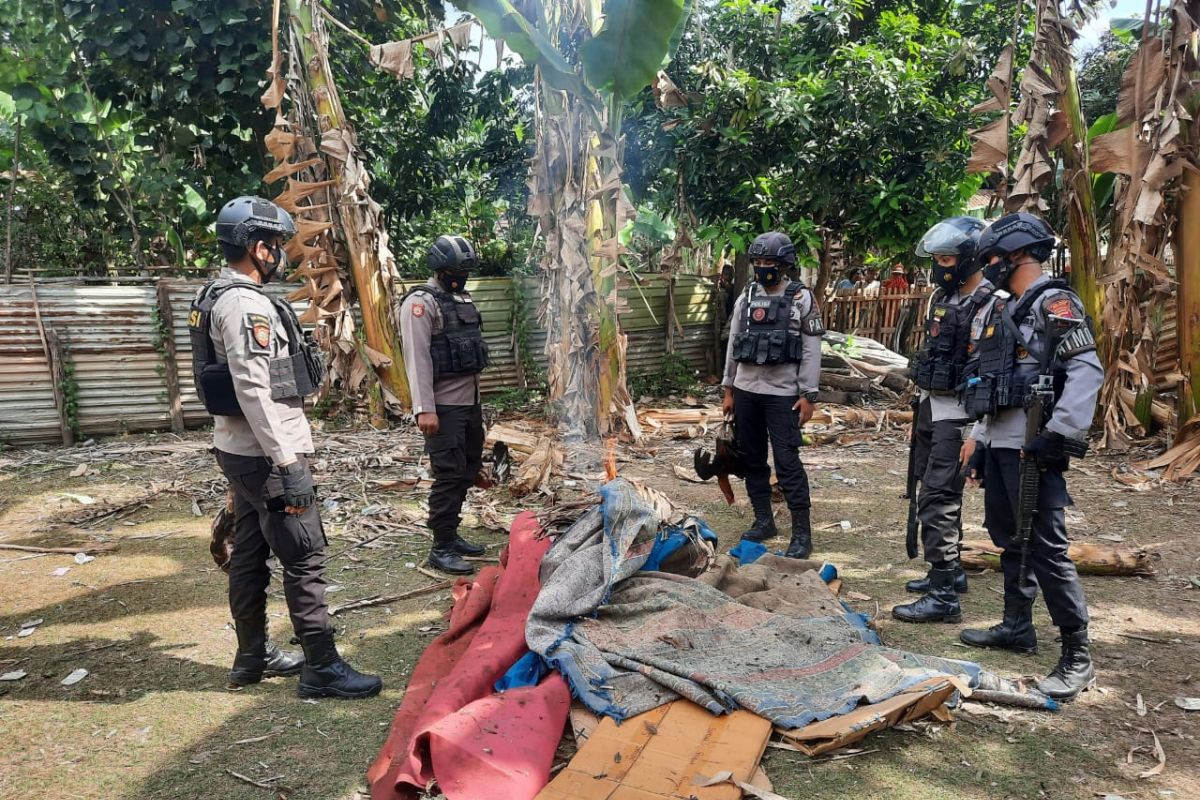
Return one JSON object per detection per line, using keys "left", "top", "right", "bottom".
{"left": 733, "top": 388, "right": 812, "bottom": 522}
{"left": 912, "top": 397, "right": 967, "bottom": 566}
{"left": 983, "top": 446, "right": 1089, "bottom": 629}
{"left": 423, "top": 403, "right": 484, "bottom": 535}
{"left": 215, "top": 450, "right": 331, "bottom": 639}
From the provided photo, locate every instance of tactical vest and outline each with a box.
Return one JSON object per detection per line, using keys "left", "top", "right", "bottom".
{"left": 731, "top": 282, "right": 810, "bottom": 366}
{"left": 914, "top": 286, "right": 994, "bottom": 393}
{"left": 188, "top": 281, "right": 325, "bottom": 417}
{"left": 404, "top": 285, "right": 489, "bottom": 378}
{"left": 960, "top": 280, "right": 1066, "bottom": 420}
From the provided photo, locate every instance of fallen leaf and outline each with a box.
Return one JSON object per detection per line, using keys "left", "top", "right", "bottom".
{"left": 59, "top": 493, "right": 96, "bottom": 505}
{"left": 1138, "top": 729, "right": 1166, "bottom": 778}
{"left": 1174, "top": 697, "right": 1200, "bottom": 711}
{"left": 17, "top": 627, "right": 36, "bottom": 638}
{"left": 1136, "top": 694, "right": 1146, "bottom": 716}
{"left": 20, "top": 618, "right": 43, "bottom": 628}
{"left": 845, "top": 591, "right": 872, "bottom": 601}
{"left": 70, "top": 464, "right": 88, "bottom": 478}
{"left": 0, "top": 670, "right": 27, "bottom": 681}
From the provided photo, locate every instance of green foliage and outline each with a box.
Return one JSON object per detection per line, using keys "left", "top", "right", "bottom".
{"left": 59, "top": 357, "right": 81, "bottom": 439}
{"left": 581, "top": 0, "right": 688, "bottom": 102}
{"left": 624, "top": 0, "right": 1008, "bottom": 266}
{"left": 628, "top": 350, "right": 697, "bottom": 398}
{"left": 1078, "top": 31, "right": 1136, "bottom": 125}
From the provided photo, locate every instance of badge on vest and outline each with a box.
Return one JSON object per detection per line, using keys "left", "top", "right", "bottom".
{"left": 245, "top": 313, "right": 272, "bottom": 355}
{"left": 985, "top": 325, "right": 995, "bottom": 338}
{"left": 412, "top": 302, "right": 426, "bottom": 318}
{"left": 929, "top": 320, "right": 940, "bottom": 338}
{"left": 751, "top": 307, "right": 767, "bottom": 323}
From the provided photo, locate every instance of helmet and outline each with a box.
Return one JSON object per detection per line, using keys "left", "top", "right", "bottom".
{"left": 916, "top": 216, "right": 986, "bottom": 286}
{"left": 428, "top": 235, "right": 478, "bottom": 272}
{"left": 748, "top": 231, "right": 796, "bottom": 267}
{"left": 976, "top": 213, "right": 1055, "bottom": 264}
{"left": 215, "top": 196, "right": 295, "bottom": 248}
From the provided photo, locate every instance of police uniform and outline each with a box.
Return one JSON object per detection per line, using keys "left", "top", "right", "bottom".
{"left": 911, "top": 278, "right": 993, "bottom": 568}
{"left": 722, "top": 279, "right": 824, "bottom": 549}
{"left": 963, "top": 274, "right": 1102, "bottom": 631}
{"left": 190, "top": 267, "right": 331, "bottom": 641}
{"left": 399, "top": 277, "right": 489, "bottom": 542}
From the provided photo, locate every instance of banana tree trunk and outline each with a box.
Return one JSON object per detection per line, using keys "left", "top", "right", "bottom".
{"left": 1176, "top": 111, "right": 1200, "bottom": 424}
{"left": 1060, "top": 65, "right": 1104, "bottom": 352}
{"left": 286, "top": 0, "right": 410, "bottom": 415}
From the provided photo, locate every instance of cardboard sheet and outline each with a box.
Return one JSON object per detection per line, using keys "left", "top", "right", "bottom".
{"left": 537, "top": 701, "right": 772, "bottom": 800}
{"left": 776, "top": 675, "right": 968, "bottom": 756}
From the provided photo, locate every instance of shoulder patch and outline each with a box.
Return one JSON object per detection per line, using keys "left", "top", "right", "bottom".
{"left": 245, "top": 313, "right": 272, "bottom": 355}
{"left": 411, "top": 302, "right": 426, "bottom": 318}
{"left": 1046, "top": 297, "right": 1076, "bottom": 319}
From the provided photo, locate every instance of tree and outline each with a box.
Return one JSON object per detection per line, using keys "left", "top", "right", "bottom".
{"left": 1078, "top": 31, "right": 1137, "bottom": 124}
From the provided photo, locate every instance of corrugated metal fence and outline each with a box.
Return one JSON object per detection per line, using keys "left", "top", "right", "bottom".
{"left": 0, "top": 275, "right": 716, "bottom": 446}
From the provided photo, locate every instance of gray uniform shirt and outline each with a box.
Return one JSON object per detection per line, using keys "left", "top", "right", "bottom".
{"left": 205, "top": 267, "right": 314, "bottom": 465}
{"left": 921, "top": 278, "right": 994, "bottom": 424}
{"left": 968, "top": 274, "right": 1103, "bottom": 449}
{"left": 399, "top": 277, "right": 481, "bottom": 414}
{"left": 722, "top": 281, "right": 822, "bottom": 397}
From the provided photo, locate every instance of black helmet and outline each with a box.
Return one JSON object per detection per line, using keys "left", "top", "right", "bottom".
{"left": 916, "top": 216, "right": 986, "bottom": 286}
{"left": 215, "top": 196, "right": 295, "bottom": 248}
{"left": 748, "top": 231, "right": 796, "bottom": 266}
{"left": 428, "top": 235, "right": 478, "bottom": 272}
{"left": 977, "top": 213, "right": 1056, "bottom": 264}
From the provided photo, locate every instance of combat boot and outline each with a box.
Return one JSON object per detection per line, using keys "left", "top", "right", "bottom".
{"left": 892, "top": 564, "right": 962, "bottom": 623}
{"left": 297, "top": 631, "right": 383, "bottom": 700}
{"left": 741, "top": 496, "right": 778, "bottom": 542}
{"left": 1038, "top": 628, "right": 1095, "bottom": 701}
{"left": 959, "top": 597, "right": 1038, "bottom": 654}
{"left": 229, "top": 617, "right": 304, "bottom": 686}
{"left": 784, "top": 512, "right": 812, "bottom": 559}
{"left": 447, "top": 531, "right": 485, "bottom": 556}
{"left": 905, "top": 564, "right": 969, "bottom": 594}
{"left": 427, "top": 531, "right": 475, "bottom": 574}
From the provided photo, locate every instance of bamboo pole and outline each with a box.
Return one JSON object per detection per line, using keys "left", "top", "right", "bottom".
{"left": 285, "top": 0, "right": 411, "bottom": 416}
{"left": 155, "top": 281, "right": 185, "bottom": 433}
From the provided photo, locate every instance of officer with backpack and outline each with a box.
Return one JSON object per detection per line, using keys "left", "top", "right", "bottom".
{"left": 720, "top": 232, "right": 825, "bottom": 558}
{"left": 398, "top": 235, "right": 490, "bottom": 575}
{"left": 189, "top": 196, "right": 381, "bottom": 699}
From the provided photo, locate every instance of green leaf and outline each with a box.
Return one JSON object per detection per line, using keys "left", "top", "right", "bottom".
{"left": 216, "top": 77, "right": 236, "bottom": 95}
{"left": 581, "top": 0, "right": 688, "bottom": 102}
{"left": 62, "top": 92, "right": 89, "bottom": 114}
{"left": 1087, "top": 112, "right": 1119, "bottom": 142}
{"left": 183, "top": 184, "right": 207, "bottom": 218}
{"left": 458, "top": 0, "right": 587, "bottom": 95}
{"left": 1109, "top": 17, "right": 1145, "bottom": 42}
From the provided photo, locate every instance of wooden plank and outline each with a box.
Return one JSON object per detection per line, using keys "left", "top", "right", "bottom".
{"left": 29, "top": 282, "right": 73, "bottom": 446}
{"left": 155, "top": 280, "right": 185, "bottom": 433}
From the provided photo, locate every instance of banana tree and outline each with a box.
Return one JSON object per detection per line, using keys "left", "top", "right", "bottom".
{"left": 460, "top": 0, "right": 692, "bottom": 442}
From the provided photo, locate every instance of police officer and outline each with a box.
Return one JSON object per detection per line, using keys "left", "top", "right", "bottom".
{"left": 958, "top": 213, "right": 1102, "bottom": 701}
{"left": 190, "top": 196, "right": 382, "bottom": 699}
{"left": 399, "top": 235, "right": 489, "bottom": 576}
{"left": 721, "top": 232, "right": 824, "bottom": 558}
{"left": 892, "top": 217, "right": 991, "bottom": 624}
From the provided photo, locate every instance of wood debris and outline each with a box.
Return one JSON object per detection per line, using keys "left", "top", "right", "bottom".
{"left": 960, "top": 540, "right": 1156, "bottom": 576}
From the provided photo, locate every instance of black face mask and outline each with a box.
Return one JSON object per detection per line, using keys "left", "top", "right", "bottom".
{"left": 983, "top": 256, "right": 1014, "bottom": 288}
{"left": 754, "top": 265, "right": 782, "bottom": 288}
{"left": 252, "top": 245, "right": 288, "bottom": 284}
{"left": 438, "top": 270, "right": 468, "bottom": 293}
{"left": 933, "top": 262, "right": 959, "bottom": 293}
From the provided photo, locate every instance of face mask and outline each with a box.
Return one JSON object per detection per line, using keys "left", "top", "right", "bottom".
{"left": 439, "top": 270, "right": 468, "bottom": 293}
{"left": 933, "top": 262, "right": 959, "bottom": 292}
{"left": 753, "top": 265, "right": 781, "bottom": 288}
{"left": 983, "top": 256, "right": 1014, "bottom": 288}
{"left": 252, "top": 244, "right": 288, "bottom": 284}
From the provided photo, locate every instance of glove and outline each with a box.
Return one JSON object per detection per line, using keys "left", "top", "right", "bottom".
{"left": 1024, "top": 431, "right": 1070, "bottom": 470}
{"left": 272, "top": 462, "right": 317, "bottom": 509}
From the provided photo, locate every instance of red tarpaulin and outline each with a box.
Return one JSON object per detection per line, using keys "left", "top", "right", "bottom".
{"left": 368, "top": 511, "right": 570, "bottom": 800}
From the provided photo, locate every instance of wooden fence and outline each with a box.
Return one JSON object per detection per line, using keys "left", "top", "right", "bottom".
{"left": 0, "top": 275, "right": 716, "bottom": 446}
{"left": 822, "top": 287, "right": 933, "bottom": 355}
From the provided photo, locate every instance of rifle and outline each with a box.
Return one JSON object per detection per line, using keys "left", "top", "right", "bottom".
{"left": 903, "top": 400, "right": 920, "bottom": 559}
{"left": 1015, "top": 374, "right": 1054, "bottom": 583}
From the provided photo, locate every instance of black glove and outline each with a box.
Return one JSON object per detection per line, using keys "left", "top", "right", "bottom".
{"left": 1024, "top": 430, "right": 1070, "bottom": 470}
{"left": 272, "top": 462, "right": 316, "bottom": 509}
{"left": 963, "top": 443, "right": 987, "bottom": 485}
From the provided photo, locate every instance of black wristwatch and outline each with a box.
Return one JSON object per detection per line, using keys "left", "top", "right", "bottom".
{"left": 804, "top": 391, "right": 819, "bottom": 403}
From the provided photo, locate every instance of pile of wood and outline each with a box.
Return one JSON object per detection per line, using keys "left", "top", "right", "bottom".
{"left": 820, "top": 332, "right": 913, "bottom": 405}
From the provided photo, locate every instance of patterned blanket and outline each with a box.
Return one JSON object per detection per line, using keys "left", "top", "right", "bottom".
{"left": 526, "top": 478, "right": 980, "bottom": 728}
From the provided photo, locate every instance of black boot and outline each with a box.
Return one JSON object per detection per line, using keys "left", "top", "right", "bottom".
{"left": 447, "top": 532, "right": 485, "bottom": 556}
{"left": 959, "top": 597, "right": 1038, "bottom": 654}
{"left": 229, "top": 618, "right": 304, "bottom": 686}
{"left": 905, "top": 565, "right": 969, "bottom": 595}
{"left": 741, "top": 496, "right": 778, "bottom": 542}
{"left": 428, "top": 531, "right": 475, "bottom": 575}
{"left": 297, "top": 631, "right": 383, "bottom": 700}
{"left": 784, "top": 512, "right": 812, "bottom": 559}
{"left": 1038, "top": 627, "right": 1095, "bottom": 701}
{"left": 893, "top": 564, "right": 962, "bottom": 623}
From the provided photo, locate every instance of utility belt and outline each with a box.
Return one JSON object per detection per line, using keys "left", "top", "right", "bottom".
{"left": 913, "top": 356, "right": 959, "bottom": 393}
{"left": 960, "top": 370, "right": 1041, "bottom": 420}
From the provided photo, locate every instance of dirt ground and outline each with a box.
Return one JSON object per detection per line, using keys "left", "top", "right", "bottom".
{"left": 1, "top": 412, "right": 1198, "bottom": 800}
